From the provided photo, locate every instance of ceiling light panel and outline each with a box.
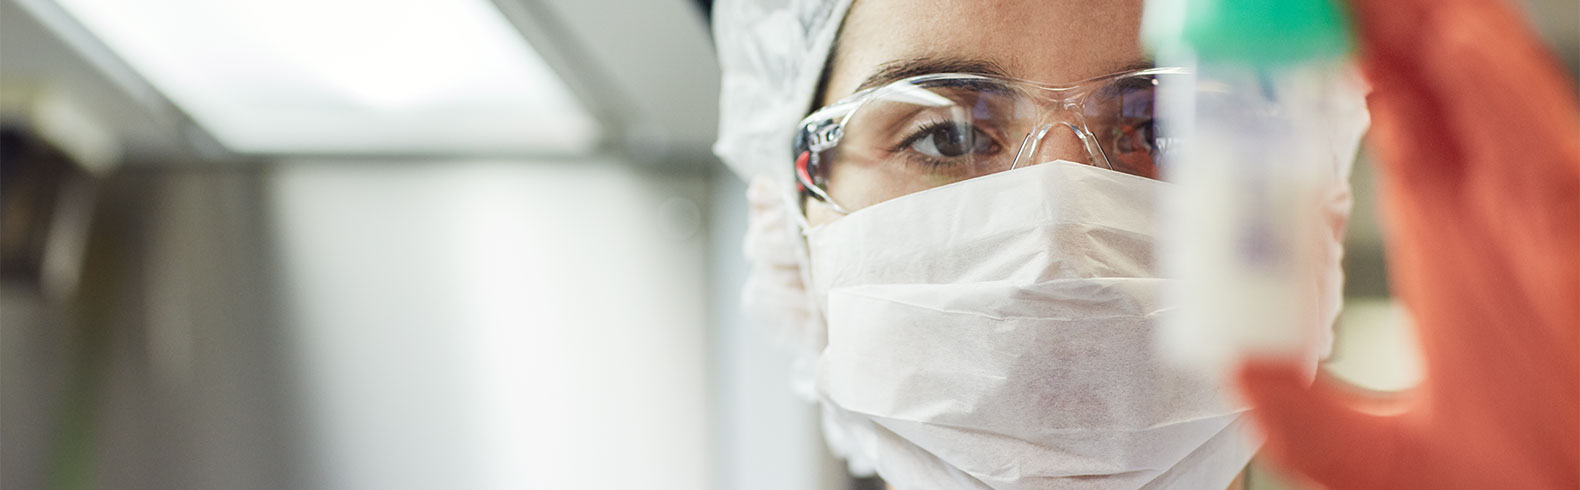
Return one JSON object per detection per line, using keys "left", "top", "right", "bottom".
{"left": 52, "top": 0, "right": 600, "bottom": 155}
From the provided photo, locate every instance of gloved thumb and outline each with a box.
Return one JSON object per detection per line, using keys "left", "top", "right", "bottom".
{"left": 1235, "top": 359, "right": 1414, "bottom": 489}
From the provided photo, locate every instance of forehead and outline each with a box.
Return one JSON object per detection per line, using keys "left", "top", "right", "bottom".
{"left": 824, "top": 0, "right": 1146, "bottom": 102}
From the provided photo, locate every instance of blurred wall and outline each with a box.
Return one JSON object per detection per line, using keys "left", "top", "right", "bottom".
{"left": 2, "top": 159, "right": 722, "bottom": 490}
{"left": 268, "top": 159, "right": 712, "bottom": 490}
{"left": 3, "top": 167, "right": 300, "bottom": 490}
{"left": 707, "top": 171, "right": 851, "bottom": 490}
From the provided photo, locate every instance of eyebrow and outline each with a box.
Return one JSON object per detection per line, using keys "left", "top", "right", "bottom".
{"left": 851, "top": 56, "right": 1157, "bottom": 94}
{"left": 1108, "top": 59, "right": 1158, "bottom": 76}
{"left": 852, "top": 57, "right": 1015, "bottom": 93}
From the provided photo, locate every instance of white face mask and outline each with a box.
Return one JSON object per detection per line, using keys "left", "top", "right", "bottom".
{"left": 804, "top": 161, "right": 1269, "bottom": 489}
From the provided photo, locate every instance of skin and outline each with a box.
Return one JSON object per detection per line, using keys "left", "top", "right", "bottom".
{"left": 811, "top": 2, "right": 1247, "bottom": 489}
{"left": 807, "top": 0, "right": 1152, "bottom": 227}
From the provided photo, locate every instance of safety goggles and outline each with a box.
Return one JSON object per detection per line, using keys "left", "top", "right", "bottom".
{"left": 793, "top": 66, "right": 1189, "bottom": 214}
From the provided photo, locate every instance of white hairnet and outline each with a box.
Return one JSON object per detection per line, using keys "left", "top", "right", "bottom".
{"left": 712, "top": 0, "right": 870, "bottom": 474}
{"left": 712, "top": 0, "right": 854, "bottom": 180}
{"left": 711, "top": 0, "right": 853, "bottom": 393}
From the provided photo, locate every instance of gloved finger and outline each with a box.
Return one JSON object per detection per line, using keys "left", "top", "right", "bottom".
{"left": 1343, "top": 0, "right": 1437, "bottom": 73}
{"left": 1235, "top": 358, "right": 1410, "bottom": 489}
{"left": 1357, "top": 0, "right": 1580, "bottom": 331}
{"left": 1416, "top": 2, "right": 1579, "bottom": 168}
{"left": 1350, "top": 0, "right": 1580, "bottom": 331}
{"left": 1350, "top": 0, "right": 1580, "bottom": 174}
{"left": 1342, "top": 0, "right": 1455, "bottom": 174}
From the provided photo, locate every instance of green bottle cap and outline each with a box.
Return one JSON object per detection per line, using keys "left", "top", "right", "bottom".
{"left": 1143, "top": 0, "right": 1354, "bottom": 66}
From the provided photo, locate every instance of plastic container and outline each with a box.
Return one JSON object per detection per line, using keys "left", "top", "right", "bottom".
{"left": 1144, "top": 0, "right": 1356, "bottom": 369}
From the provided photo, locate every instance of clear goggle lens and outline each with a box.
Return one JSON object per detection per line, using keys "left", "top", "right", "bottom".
{"left": 796, "top": 70, "right": 1187, "bottom": 213}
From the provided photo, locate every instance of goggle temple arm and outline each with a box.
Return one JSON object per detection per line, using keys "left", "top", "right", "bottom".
{"left": 792, "top": 150, "right": 850, "bottom": 215}
{"left": 795, "top": 151, "right": 813, "bottom": 193}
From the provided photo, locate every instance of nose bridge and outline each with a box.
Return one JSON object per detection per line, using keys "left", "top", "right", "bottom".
{"left": 1012, "top": 119, "right": 1090, "bottom": 169}
{"left": 1012, "top": 84, "right": 1111, "bottom": 169}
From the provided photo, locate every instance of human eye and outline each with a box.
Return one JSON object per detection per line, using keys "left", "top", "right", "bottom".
{"left": 892, "top": 120, "right": 1003, "bottom": 164}
{"left": 1086, "top": 77, "right": 1161, "bottom": 154}
{"left": 1112, "top": 118, "right": 1159, "bottom": 155}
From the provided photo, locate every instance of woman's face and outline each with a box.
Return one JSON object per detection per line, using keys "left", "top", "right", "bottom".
{"left": 806, "top": 0, "right": 1147, "bottom": 227}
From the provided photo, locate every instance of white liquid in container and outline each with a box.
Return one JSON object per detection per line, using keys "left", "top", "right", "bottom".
{"left": 1157, "top": 57, "right": 1351, "bottom": 371}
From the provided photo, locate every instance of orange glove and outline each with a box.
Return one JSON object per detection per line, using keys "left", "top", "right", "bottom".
{"left": 1234, "top": 0, "right": 1580, "bottom": 488}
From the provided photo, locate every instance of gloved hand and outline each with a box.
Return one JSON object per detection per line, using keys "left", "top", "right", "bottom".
{"left": 1234, "top": 0, "right": 1580, "bottom": 488}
